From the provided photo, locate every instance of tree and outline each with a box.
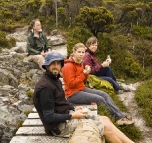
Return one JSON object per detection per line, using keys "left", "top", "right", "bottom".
{"left": 75, "top": 6, "right": 114, "bottom": 37}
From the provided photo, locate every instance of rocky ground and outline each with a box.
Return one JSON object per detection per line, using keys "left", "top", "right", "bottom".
{"left": 117, "top": 83, "right": 152, "bottom": 143}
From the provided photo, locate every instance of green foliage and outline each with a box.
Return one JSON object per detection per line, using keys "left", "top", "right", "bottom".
{"left": 24, "top": 110, "right": 34, "bottom": 117}
{"left": 1, "top": 9, "right": 13, "bottom": 19}
{"left": 98, "top": 104, "right": 113, "bottom": 118}
{"left": 75, "top": 6, "right": 114, "bottom": 37}
{"left": 133, "top": 39, "right": 152, "bottom": 68}
{"left": 16, "top": 121, "right": 24, "bottom": 129}
{"left": 123, "top": 57, "right": 141, "bottom": 78}
{"left": 8, "top": 37, "right": 16, "bottom": 47}
{"left": 0, "top": 31, "right": 9, "bottom": 48}
{"left": 132, "top": 26, "right": 152, "bottom": 39}
{"left": 98, "top": 99, "right": 142, "bottom": 142}
{"left": 26, "top": 90, "right": 34, "bottom": 98}
{"left": 40, "top": 16, "right": 55, "bottom": 32}
{"left": 135, "top": 79, "right": 152, "bottom": 126}
{"left": 120, "top": 4, "right": 135, "bottom": 12}
{"left": 117, "top": 125, "right": 143, "bottom": 141}
{"left": 142, "top": 67, "right": 152, "bottom": 80}
{"left": 58, "top": 7, "right": 67, "bottom": 26}
{"left": 67, "top": 27, "right": 92, "bottom": 55}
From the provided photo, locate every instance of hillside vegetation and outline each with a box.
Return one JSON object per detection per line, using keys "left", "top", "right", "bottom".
{"left": 1, "top": 0, "right": 152, "bottom": 80}
{"left": 0, "top": 0, "right": 152, "bottom": 142}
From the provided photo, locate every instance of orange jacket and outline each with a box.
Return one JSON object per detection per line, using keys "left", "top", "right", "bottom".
{"left": 62, "top": 57, "right": 88, "bottom": 98}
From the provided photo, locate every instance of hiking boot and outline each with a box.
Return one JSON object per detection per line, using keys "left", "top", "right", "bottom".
{"left": 120, "top": 84, "right": 131, "bottom": 92}
{"left": 116, "top": 116, "right": 135, "bottom": 126}
{"left": 115, "top": 90, "right": 124, "bottom": 94}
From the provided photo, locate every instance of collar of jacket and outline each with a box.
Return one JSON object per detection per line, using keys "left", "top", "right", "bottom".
{"left": 44, "top": 70, "right": 61, "bottom": 80}
{"left": 65, "top": 56, "right": 82, "bottom": 65}
{"left": 30, "top": 29, "right": 43, "bottom": 38}
{"left": 86, "top": 48, "right": 95, "bottom": 56}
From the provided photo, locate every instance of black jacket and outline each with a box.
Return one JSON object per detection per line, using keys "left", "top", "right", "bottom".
{"left": 33, "top": 71, "right": 71, "bottom": 135}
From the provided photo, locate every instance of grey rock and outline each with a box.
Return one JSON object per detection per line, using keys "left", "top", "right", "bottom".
{"left": 0, "top": 29, "right": 67, "bottom": 143}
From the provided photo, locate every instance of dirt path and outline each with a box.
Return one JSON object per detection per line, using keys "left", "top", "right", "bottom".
{"left": 117, "top": 83, "right": 152, "bottom": 143}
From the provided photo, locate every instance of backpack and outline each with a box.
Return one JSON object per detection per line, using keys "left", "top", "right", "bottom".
{"left": 69, "top": 120, "right": 105, "bottom": 143}
{"left": 85, "top": 75, "right": 114, "bottom": 95}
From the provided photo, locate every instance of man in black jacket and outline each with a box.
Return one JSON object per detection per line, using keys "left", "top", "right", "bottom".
{"left": 33, "top": 52, "right": 134, "bottom": 143}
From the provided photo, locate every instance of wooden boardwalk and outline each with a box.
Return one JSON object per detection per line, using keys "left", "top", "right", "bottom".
{"left": 9, "top": 104, "right": 98, "bottom": 143}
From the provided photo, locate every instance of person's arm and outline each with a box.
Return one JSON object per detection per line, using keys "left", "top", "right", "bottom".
{"left": 43, "top": 34, "right": 52, "bottom": 51}
{"left": 46, "top": 39, "right": 52, "bottom": 50}
{"left": 26, "top": 37, "right": 41, "bottom": 55}
{"left": 39, "top": 87, "right": 71, "bottom": 123}
{"left": 83, "top": 53, "right": 101, "bottom": 74}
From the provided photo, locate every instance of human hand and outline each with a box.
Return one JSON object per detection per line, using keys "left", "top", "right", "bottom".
{"left": 48, "top": 49, "right": 51, "bottom": 52}
{"left": 83, "top": 65, "right": 91, "bottom": 74}
{"left": 71, "top": 110, "right": 88, "bottom": 119}
{"left": 41, "top": 52, "right": 46, "bottom": 57}
{"left": 41, "top": 51, "right": 50, "bottom": 57}
{"left": 101, "top": 61, "right": 109, "bottom": 67}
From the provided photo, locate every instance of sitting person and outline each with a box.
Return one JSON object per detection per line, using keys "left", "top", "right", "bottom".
{"left": 83, "top": 36, "right": 120, "bottom": 91}
{"left": 62, "top": 43, "right": 134, "bottom": 126}
{"left": 26, "top": 19, "right": 52, "bottom": 71}
{"left": 33, "top": 51, "right": 135, "bottom": 143}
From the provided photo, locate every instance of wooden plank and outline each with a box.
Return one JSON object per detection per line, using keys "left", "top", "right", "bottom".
{"left": 72, "top": 104, "right": 97, "bottom": 110}
{"left": 22, "top": 119, "right": 42, "bottom": 126}
{"left": 28, "top": 110, "right": 97, "bottom": 119}
{"left": 32, "top": 104, "right": 97, "bottom": 113}
{"left": 28, "top": 113, "right": 39, "bottom": 119}
{"left": 10, "top": 136, "right": 68, "bottom": 143}
{"left": 32, "top": 108, "right": 37, "bottom": 112}
{"left": 16, "top": 127, "right": 46, "bottom": 136}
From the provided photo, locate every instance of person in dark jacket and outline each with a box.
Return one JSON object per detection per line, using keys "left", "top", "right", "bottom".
{"left": 26, "top": 19, "right": 52, "bottom": 71}
{"left": 83, "top": 36, "right": 120, "bottom": 91}
{"left": 33, "top": 51, "right": 135, "bottom": 143}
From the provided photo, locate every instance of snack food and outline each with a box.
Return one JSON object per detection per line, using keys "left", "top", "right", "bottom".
{"left": 81, "top": 108, "right": 89, "bottom": 114}
{"left": 106, "top": 55, "right": 111, "bottom": 63}
{"left": 85, "top": 65, "right": 90, "bottom": 70}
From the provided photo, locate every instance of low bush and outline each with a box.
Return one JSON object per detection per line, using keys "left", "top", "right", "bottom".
{"left": 135, "top": 79, "right": 152, "bottom": 126}
{"left": 0, "top": 31, "right": 9, "bottom": 48}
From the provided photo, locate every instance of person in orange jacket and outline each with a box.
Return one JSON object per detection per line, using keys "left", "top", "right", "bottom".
{"left": 62, "top": 43, "right": 134, "bottom": 126}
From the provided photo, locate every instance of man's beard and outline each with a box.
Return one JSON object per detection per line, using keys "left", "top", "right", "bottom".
{"left": 51, "top": 69, "right": 60, "bottom": 76}
{"left": 52, "top": 71, "right": 59, "bottom": 76}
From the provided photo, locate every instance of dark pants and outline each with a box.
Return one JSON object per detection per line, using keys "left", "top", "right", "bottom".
{"left": 68, "top": 87, "right": 125, "bottom": 120}
{"left": 95, "top": 67, "right": 120, "bottom": 91}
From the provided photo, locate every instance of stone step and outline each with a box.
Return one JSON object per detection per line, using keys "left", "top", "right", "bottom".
{"left": 10, "top": 136, "right": 68, "bottom": 143}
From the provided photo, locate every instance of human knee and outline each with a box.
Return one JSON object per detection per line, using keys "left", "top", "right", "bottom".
{"left": 100, "top": 116, "right": 111, "bottom": 124}
{"left": 100, "top": 116, "right": 110, "bottom": 121}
